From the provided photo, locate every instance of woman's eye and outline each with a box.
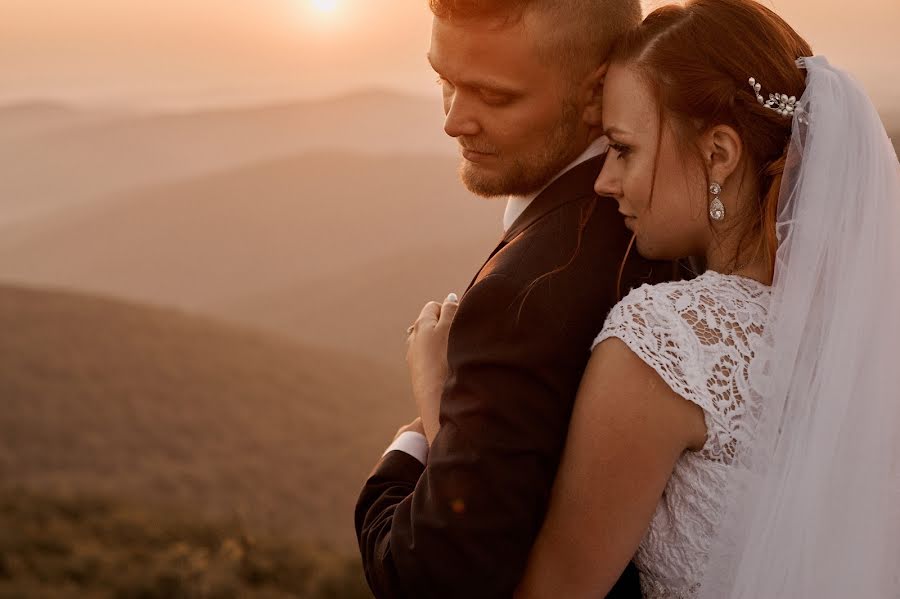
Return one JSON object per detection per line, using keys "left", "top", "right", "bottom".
{"left": 610, "top": 143, "right": 631, "bottom": 159}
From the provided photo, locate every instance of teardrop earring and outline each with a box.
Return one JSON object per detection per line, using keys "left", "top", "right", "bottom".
{"left": 709, "top": 182, "right": 725, "bottom": 221}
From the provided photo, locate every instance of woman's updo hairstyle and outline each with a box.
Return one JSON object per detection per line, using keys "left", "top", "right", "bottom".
{"left": 610, "top": 0, "right": 813, "bottom": 273}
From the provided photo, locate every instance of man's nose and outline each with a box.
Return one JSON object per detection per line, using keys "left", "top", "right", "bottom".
{"left": 443, "top": 94, "right": 480, "bottom": 138}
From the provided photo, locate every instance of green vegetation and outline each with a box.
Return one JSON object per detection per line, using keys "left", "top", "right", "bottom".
{"left": 0, "top": 488, "right": 371, "bottom": 599}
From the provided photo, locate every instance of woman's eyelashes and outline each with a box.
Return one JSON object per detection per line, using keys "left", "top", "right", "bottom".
{"left": 608, "top": 142, "right": 632, "bottom": 160}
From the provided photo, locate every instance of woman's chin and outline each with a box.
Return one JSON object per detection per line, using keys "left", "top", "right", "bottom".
{"left": 634, "top": 239, "right": 685, "bottom": 263}
{"left": 634, "top": 232, "right": 689, "bottom": 261}
{"left": 633, "top": 238, "right": 661, "bottom": 261}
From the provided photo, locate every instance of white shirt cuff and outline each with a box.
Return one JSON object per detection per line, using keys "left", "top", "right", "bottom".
{"left": 383, "top": 431, "right": 428, "bottom": 465}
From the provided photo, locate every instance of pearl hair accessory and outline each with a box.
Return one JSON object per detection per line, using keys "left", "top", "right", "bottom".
{"left": 748, "top": 77, "right": 800, "bottom": 118}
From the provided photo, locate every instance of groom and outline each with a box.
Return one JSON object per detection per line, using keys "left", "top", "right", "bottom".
{"left": 356, "top": 1, "right": 674, "bottom": 597}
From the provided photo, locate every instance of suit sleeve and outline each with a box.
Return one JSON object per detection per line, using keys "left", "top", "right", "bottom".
{"left": 356, "top": 272, "right": 584, "bottom": 599}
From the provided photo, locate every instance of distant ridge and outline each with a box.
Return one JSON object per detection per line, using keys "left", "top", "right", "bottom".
{"left": 153, "top": 87, "right": 439, "bottom": 117}
{"left": 0, "top": 87, "right": 455, "bottom": 225}
{"left": 0, "top": 149, "right": 501, "bottom": 366}
{"left": 0, "top": 283, "right": 410, "bottom": 550}
{"left": 0, "top": 98, "right": 77, "bottom": 113}
{"left": 0, "top": 87, "right": 437, "bottom": 119}
{"left": 0, "top": 99, "right": 122, "bottom": 143}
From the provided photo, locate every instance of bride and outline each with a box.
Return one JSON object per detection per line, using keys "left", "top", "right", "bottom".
{"left": 409, "top": 0, "right": 900, "bottom": 596}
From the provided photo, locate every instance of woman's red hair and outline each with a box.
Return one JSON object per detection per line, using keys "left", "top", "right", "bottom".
{"left": 611, "top": 0, "right": 813, "bottom": 276}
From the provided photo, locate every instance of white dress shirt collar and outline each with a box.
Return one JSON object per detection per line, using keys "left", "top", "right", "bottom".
{"left": 502, "top": 136, "right": 609, "bottom": 233}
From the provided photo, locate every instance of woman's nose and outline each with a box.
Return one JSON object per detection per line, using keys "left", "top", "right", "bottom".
{"left": 594, "top": 158, "right": 621, "bottom": 198}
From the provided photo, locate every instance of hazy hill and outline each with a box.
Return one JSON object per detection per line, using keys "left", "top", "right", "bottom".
{"left": 217, "top": 243, "right": 489, "bottom": 363}
{"left": 0, "top": 283, "right": 413, "bottom": 551}
{"left": 0, "top": 150, "right": 503, "bottom": 364}
{"left": 0, "top": 90, "right": 452, "bottom": 226}
{"left": 880, "top": 109, "right": 899, "bottom": 157}
{"left": 0, "top": 100, "right": 122, "bottom": 141}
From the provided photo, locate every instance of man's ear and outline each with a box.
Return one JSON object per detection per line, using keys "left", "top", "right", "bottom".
{"left": 581, "top": 62, "right": 608, "bottom": 128}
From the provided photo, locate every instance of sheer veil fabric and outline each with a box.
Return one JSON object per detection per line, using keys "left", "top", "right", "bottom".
{"left": 697, "top": 56, "right": 900, "bottom": 598}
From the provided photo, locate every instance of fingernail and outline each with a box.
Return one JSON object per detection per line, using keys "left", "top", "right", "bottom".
{"left": 446, "top": 292, "right": 458, "bottom": 303}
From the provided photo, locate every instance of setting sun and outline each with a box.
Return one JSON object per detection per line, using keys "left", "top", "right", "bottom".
{"left": 311, "top": 0, "right": 338, "bottom": 13}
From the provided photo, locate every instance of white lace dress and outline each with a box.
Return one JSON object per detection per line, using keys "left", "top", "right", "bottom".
{"left": 592, "top": 271, "right": 771, "bottom": 599}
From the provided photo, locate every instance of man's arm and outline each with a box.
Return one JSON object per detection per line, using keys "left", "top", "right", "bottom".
{"left": 355, "top": 449, "right": 425, "bottom": 598}
{"left": 356, "top": 272, "right": 588, "bottom": 598}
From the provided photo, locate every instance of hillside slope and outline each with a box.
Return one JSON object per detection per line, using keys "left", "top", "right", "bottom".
{"left": 0, "top": 150, "right": 502, "bottom": 363}
{"left": 0, "top": 284, "right": 412, "bottom": 551}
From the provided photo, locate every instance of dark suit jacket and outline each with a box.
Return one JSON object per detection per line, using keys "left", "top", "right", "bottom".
{"left": 356, "top": 155, "right": 677, "bottom": 599}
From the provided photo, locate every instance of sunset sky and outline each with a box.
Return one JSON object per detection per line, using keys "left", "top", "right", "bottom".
{"left": 1, "top": 0, "right": 898, "bottom": 111}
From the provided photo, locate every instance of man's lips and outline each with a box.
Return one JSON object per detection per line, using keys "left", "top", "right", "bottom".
{"left": 461, "top": 147, "right": 496, "bottom": 163}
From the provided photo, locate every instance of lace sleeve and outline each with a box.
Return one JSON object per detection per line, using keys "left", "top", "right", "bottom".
{"left": 591, "top": 283, "right": 729, "bottom": 459}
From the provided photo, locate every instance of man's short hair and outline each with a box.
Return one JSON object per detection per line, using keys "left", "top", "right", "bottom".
{"left": 428, "top": 0, "right": 643, "bottom": 81}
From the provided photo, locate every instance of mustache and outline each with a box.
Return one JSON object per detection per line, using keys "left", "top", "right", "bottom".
{"left": 458, "top": 139, "right": 498, "bottom": 154}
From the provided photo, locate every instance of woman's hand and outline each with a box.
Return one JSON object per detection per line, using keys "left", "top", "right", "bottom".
{"left": 406, "top": 293, "right": 459, "bottom": 445}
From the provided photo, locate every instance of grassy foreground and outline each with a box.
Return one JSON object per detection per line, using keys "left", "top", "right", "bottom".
{"left": 0, "top": 488, "right": 371, "bottom": 599}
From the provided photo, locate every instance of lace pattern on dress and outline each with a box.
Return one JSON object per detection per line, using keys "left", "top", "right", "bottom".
{"left": 591, "top": 271, "right": 771, "bottom": 598}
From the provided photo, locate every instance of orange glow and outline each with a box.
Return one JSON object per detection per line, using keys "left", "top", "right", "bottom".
{"left": 0, "top": 0, "right": 895, "bottom": 110}
{"left": 310, "top": 0, "right": 338, "bottom": 14}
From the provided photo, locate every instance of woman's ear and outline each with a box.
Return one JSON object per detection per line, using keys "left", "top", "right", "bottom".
{"left": 701, "top": 124, "right": 743, "bottom": 184}
{"left": 581, "top": 62, "right": 609, "bottom": 128}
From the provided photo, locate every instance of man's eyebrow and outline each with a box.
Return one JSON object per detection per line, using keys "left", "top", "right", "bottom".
{"left": 472, "top": 80, "right": 522, "bottom": 95}
{"left": 426, "top": 53, "right": 522, "bottom": 95}
{"left": 438, "top": 75, "right": 521, "bottom": 95}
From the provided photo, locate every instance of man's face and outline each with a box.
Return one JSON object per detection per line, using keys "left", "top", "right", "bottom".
{"left": 428, "top": 15, "right": 586, "bottom": 198}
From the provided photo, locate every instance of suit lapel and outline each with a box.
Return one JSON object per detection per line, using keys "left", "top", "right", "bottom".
{"left": 465, "top": 237, "right": 510, "bottom": 292}
{"left": 502, "top": 155, "right": 605, "bottom": 243}
{"left": 465, "top": 154, "right": 606, "bottom": 293}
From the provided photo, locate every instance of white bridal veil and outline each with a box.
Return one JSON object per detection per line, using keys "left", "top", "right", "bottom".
{"left": 698, "top": 56, "right": 900, "bottom": 598}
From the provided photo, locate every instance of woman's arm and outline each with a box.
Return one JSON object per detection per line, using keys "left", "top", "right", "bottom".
{"left": 515, "top": 338, "right": 707, "bottom": 598}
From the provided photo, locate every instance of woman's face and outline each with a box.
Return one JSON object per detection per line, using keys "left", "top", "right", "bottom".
{"left": 595, "top": 64, "right": 711, "bottom": 261}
